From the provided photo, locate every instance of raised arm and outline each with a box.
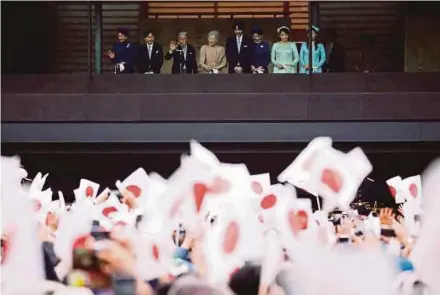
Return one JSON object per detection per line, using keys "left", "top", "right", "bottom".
{"left": 164, "top": 41, "right": 176, "bottom": 60}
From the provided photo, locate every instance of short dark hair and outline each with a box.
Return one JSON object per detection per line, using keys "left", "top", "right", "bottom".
{"left": 233, "top": 20, "right": 245, "bottom": 31}
{"left": 143, "top": 30, "right": 155, "bottom": 38}
{"left": 117, "top": 27, "right": 129, "bottom": 37}
{"left": 228, "top": 264, "right": 261, "bottom": 295}
{"left": 251, "top": 26, "right": 263, "bottom": 35}
{"left": 278, "top": 27, "right": 290, "bottom": 35}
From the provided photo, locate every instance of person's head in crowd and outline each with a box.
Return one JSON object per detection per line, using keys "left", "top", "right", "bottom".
{"left": 155, "top": 282, "right": 173, "bottom": 295}
{"left": 143, "top": 30, "right": 156, "bottom": 45}
{"left": 207, "top": 30, "right": 220, "bottom": 47}
{"left": 251, "top": 26, "right": 264, "bottom": 43}
{"left": 229, "top": 264, "right": 285, "bottom": 295}
{"left": 117, "top": 28, "right": 129, "bottom": 43}
{"left": 229, "top": 264, "right": 261, "bottom": 295}
{"left": 277, "top": 26, "right": 290, "bottom": 43}
{"left": 307, "top": 25, "right": 319, "bottom": 42}
{"left": 177, "top": 31, "right": 188, "bottom": 47}
{"left": 233, "top": 21, "right": 245, "bottom": 37}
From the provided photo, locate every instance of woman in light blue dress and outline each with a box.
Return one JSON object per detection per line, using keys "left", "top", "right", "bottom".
{"left": 271, "top": 26, "right": 299, "bottom": 74}
{"left": 299, "top": 26, "right": 326, "bottom": 74}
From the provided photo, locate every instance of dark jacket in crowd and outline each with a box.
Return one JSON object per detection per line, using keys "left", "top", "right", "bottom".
{"left": 164, "top": 44, "right": 198, "bottom": 74}
{"left": 137, "top": 42, "right": 164, "bottom": 74}
{"left": 42, "top": 242, "right": 60, "bottom": 282}
{"left": 111, "top": 41, "right": 137, "bottom": 74}
{"left": 225, "top": 35, "right": 253, "bottom": 73}
{"left": 324, "top": 41, "right": 346, "bottom": 72}
{"left": 251, "top": 41, "right": 271, "bottom": 73}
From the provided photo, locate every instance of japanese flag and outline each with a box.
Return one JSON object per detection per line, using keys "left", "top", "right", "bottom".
{"left": 136, "top": 217, "right": 176, "bottom": 281}
{"left": 258, "top": 184, "right": 297, "bottom": 229}
{"left": 386, "top": 176, "right": 405, "bottom": 204}
{"left": 157, "top": 156, "right": 213, "bottom": 233}
{"left": 250, "top": 173, "right": 271, "bottom": 196}
{"left": 78, "top": 179, "right": 100, "bottom": 200}
{"left": 278, "top": 137, "right": 332, "bottom": 196}
{"left": 260, "top": 229, "right": 284, "bottom": 291}
{"left": 54, "top": 203, "right": 95, "bottom": 266}
{"left": 1, "top": 156, "right": 45, "bottom": 293}
{"left": 198, "top": 163, "right": 252, "bottom": 219}
{"left": 116, "top": 168, "right": 150, "bottom": 209}
{"left": 279, "top": 198, "right": 316, "bottom": 253}
{"left": 96, "top": 193, "right": 126, "bottom": 219}
{"left": 202, "top": 201, "right": 248, "bottom": 286}
{"left": 410, "top": 158, "right": 440, "bottom": 294}
{"left": 310, "top": 146, "right": 372, "bottom": 211}
{"left": 401, "top": 175, "right": 422, "bottom": 200}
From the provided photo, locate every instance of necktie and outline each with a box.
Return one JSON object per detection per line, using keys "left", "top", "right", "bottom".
{"left": 237, "top": 37, "right": 241, "bottom": 53}
{"left": 148, "top": 45, "right": 152, "bottom": 59}
{"left": 182, "top": 46, "right": 187, "bottom": 60}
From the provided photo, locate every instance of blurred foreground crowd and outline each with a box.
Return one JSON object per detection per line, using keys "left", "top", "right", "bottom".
{"left": 1, "top": 138, "right": 440, "bottom": 295}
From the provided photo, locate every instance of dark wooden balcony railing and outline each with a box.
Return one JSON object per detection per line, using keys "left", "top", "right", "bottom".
{"left": 2, "top": 73, "right": 440, "bottom": 144}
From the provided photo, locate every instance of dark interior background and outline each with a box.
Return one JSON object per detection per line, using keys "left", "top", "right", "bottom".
{"left": 3, "top": 142, "right": 439, "bottom": 209}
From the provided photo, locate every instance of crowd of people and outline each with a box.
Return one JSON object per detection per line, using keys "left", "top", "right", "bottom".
{"left": 1, "top": 138, "right": 439, "bottom": 295}
{"left": 106, "top": 21, "right": 341, "bottom": 75}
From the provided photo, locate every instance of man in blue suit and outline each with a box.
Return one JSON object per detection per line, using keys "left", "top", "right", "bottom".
{"left": 225, "top": 21, "right": 253, "bottom": 74}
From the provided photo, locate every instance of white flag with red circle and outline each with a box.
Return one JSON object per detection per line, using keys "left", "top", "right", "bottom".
{"left": 310, "top": 146, "right": 372, "bottom": 211}
{"left": 386, "top": 176, "right": 405, "bottom": 204}
{"left": 278, "top": 137, "right": 332, "bottom": 196}
{"left": 78, "top": 178, "right": 100, "bottom": 201}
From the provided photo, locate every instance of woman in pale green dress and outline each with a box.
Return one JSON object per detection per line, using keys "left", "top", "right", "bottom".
{"left": 271, "top": 26, "right": 299, "bottom": 74}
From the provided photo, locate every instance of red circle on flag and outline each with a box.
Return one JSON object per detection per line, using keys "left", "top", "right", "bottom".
{"left": 251, "top": 181, "right": 263, "bottom": 194}
{"left": 223, "top": 221, "right": 239, "bottom": 254}
{"left": 85, "top": 186, "right": 94, "bottom": 198}
{"left": 296, "top": 210, "right": 308, "bottom": 230}
{"left": 288, "top": 209, "right": 308, "bottom": 235}
{"left": 102, "top": 206, "right": 118, "bottom": 217}
{"left": 388, "top": 186, "right": 397, "bottom": 197}
{"left": 193, "top": 183, "right": 208, "bottom": 213}
{"left": 409, "top": 183, "right": 418, "bottom": 198}
{"left": 260, "top": 194, "right": 277, "bottom": 210}
{"left": 126, "top": 185, "right": 142, "bottom": 198}
{"left": 152, "top": 244, "right": 160, "bottom": 261}
{"left": 321, "top": 169, "right": 342, "bottom": 193}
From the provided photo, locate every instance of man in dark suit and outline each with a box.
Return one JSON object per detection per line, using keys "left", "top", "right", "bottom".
{"left": 164, "top": 31, "right": 198, "bottom": 74}
{"left": 106, "top": 28, "right": 137, "bottom": 74}
{"left": 323, "top": 29, "right": 346, "bottom": 73}
{"left": 137, "top": 30, "right": 164, "bottom": 74}
{"left": 225, "top": 21, "right": 253, "bottom": 74}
